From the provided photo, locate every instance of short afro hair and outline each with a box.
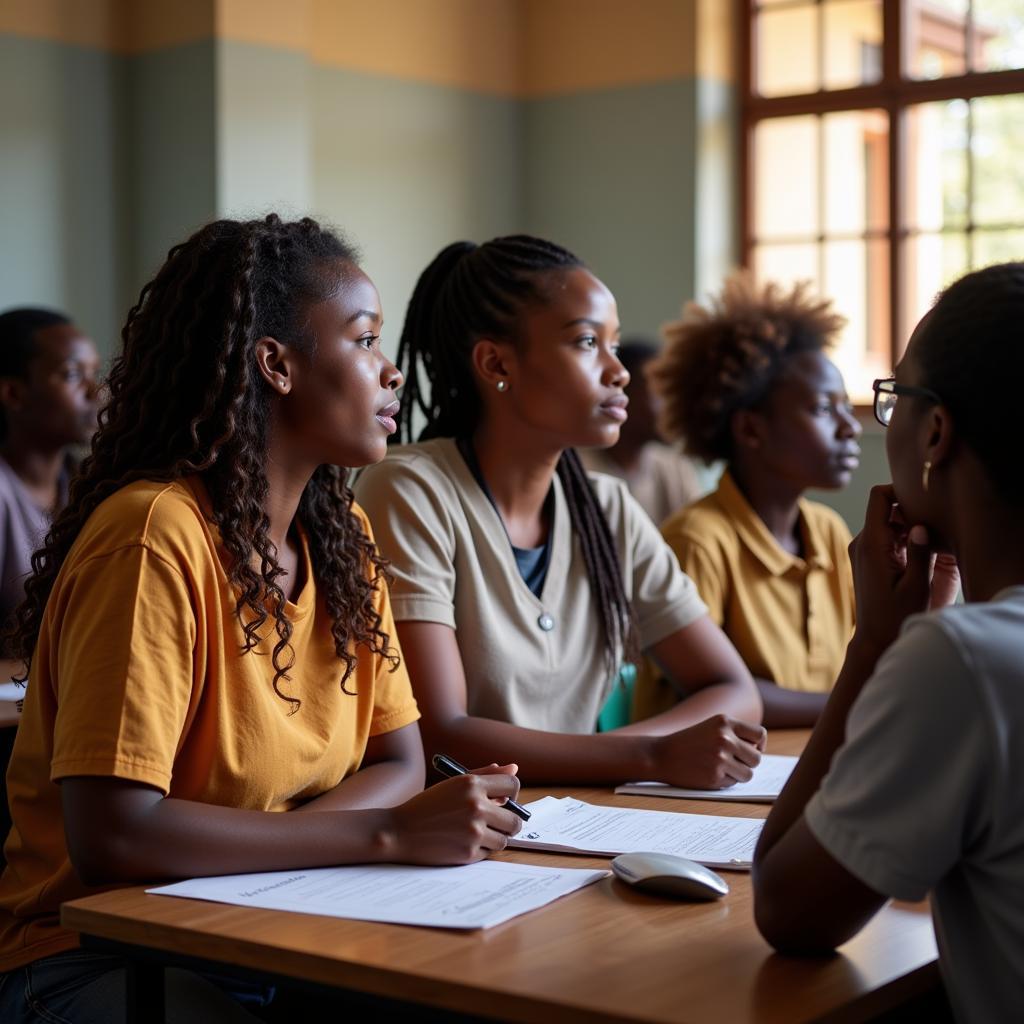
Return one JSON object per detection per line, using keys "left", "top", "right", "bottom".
{"left": 648, "top": 273, "right": 845, "bottom": 463}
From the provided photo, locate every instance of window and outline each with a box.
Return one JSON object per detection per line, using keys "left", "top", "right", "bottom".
{"left": 742, "top": 0, "right": 1024, "bottom": 401}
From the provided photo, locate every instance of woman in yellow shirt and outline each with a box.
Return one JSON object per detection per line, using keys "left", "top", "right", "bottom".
{"left": 0, "top": 216, "right": 521, "bottom": 1022}
{"left": 649, "top": 274, "right": 861, "bottom": 727}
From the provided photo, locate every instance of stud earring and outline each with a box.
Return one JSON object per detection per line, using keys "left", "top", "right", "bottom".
{"left": 922, "top": 460, "right": 932, "bottom": 492}
{"left": 496, "top": 380, "right": 508, "bottom": 392}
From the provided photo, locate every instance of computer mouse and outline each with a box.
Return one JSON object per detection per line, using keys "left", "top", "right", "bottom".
{"left": 611, "top": 852, "right": 730, "bottom": 901}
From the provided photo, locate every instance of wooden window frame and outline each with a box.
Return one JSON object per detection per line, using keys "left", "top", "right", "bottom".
{"left": 740, "top": 0, "right": 1024, "bottom": 388}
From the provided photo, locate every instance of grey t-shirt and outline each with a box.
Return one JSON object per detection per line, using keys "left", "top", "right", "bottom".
{"left": 806, "top": 587, "right": 1024, "bottom": 1024}
{"left": 0, "top": 456, "right": 69, "bottom": 634}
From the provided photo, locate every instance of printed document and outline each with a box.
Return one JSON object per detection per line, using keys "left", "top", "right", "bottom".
{"left": 148, "top": 860, "right": 608, "bottom": 930}
{"left": 510, "top": 797, "right": 763, "bottom": 869}
{"left": 615, "top": 754, "right": 797, "bottom": 803}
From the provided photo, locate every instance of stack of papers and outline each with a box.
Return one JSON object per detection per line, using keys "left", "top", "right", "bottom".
{"left": 615, "top": 754, "right": 797, "bottom": 804}
{"left": 149, "top": 860, "right": 608, "bottom": 930}
{"left": 511, "top": 797, "right": 763, "bottom": 870}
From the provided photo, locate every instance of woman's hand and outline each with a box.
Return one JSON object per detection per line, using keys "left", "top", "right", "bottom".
{"left": 650, "top": 715, "right": 766, "bottom": 789}
{"left": 382, "top": 765, "right": 523, "bottom": 865}
{"left": 849, "top": 485, "right": 960, "bottom": 654}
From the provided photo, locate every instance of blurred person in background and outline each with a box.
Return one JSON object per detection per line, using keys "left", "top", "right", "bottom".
{"left": 580, "top": 338, "right": 704, "bottom": 527}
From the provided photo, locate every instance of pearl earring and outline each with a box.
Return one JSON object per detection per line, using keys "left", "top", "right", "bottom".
{"left": 922, "top": 460, "right": 932, "bottom": 492}
{"left": 496, "top": 380, "right": 508, "bottom": 392}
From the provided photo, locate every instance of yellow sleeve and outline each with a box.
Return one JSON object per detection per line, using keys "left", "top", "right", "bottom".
{"left": 50, "top": 545, "right": 198, "bottom": 793}
{"left": 661, "top": 526, "right": 727, "bottom": 627}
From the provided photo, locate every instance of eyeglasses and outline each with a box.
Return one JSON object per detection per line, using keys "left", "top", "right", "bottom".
{"left": 872, "top": 378, "right": 941, "bottom": 427}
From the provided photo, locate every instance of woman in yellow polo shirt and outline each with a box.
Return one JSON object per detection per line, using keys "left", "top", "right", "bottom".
{"left": 648, "top": 273, "right": 861, "bottom": 727}
{"left": 0, "top": 216, "right": 521, "bottom": 1022}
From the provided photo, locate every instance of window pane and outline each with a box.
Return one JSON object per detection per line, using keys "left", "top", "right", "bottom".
{"left": 906, "top": 100, "right": 968, "bottom": 232}
{"left": 974, "top": 229, "right": 1024, "bottom": 266}
{"left": 823, "top": 0, "right": 883, "bottom": 90}
{"left": 753, "top": 243, "right": 820, "bottom": 291}
{"left": 973, "top": 0, "right": 1024, "bottom": 72}
{"left": 824, "top": 240, "right": 890, "bottom": 402}
{"left": 755, "top": 116, "right": 819, "bottom": 239}
{"left": 758, "top": 4, "right": 818, "bottom": 97}
{"left": 903, "top": 232, "right": 969, "bottom": 342}
{"left": 907, "top": 0, "right": 967, "bottom": 79}
{"left": 824, "top": 109, "right": 888, "bottom": 234}
{"left": 972, "top": 94, "right": 1024, "bottom": 227}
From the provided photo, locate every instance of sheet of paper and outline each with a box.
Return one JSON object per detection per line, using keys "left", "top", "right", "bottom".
{"left": 0, "top": 682, "right": 24, "bottom": 702}
{"left": 510, "top": 797, "right": 763, "bottom": 870}
{"left": 148, "top": 859, "right": 608, "bottom": 930}
{"left": 614, "top": 754, "right": 798, "bottom": 804}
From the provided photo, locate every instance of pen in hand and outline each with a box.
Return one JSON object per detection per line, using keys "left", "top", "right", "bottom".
{"left": 431, "top": 753, "right": 532, "bottom": 822}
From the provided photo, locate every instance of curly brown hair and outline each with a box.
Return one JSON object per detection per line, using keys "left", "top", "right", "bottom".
{"left": 10, "top": 214, "right": 398, "bottom": 710}
{"left": 648, "top": 272, "right": 846, "bottom": 463}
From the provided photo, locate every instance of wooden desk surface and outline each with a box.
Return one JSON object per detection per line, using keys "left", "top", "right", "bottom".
{"left": 62, "top": 730, "right": 938, "bottom": 1024}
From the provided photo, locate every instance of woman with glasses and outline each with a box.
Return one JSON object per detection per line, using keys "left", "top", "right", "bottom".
{"left": 754, "top": 262, "right": 1024, "bottom": 1023}
{"left": 645, "top": 273, "right": 862, "bottom": 727}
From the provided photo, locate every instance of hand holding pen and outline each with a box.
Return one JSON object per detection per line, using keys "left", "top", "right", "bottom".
{"left": 432, "top": 754, "right": 532, "bottom": 821}
{"left": 382, "top": 758, "right": 525, "bottom": 865}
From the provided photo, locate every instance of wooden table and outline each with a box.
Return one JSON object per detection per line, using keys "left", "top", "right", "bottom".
{"left": 61, "top": 731, "right": 938, "bottom": 1023}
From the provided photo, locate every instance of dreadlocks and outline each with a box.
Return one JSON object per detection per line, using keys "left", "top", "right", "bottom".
{"left": 10, "top": 214, "right": 398, "bottom": 708}
{"left": 394, "top": 234, "right": 640, "bottom": 668}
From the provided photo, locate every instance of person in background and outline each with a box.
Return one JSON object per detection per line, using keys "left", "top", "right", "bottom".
{"left": 754, "top": 262, "right": 1024, "bottom": 1024}
{"left": 0, "top": 216, "right": 521, "bottom": 1023}
{"left": 355, "top": 235, "right": 764, "bottom": 789}
{"left": 0, "top": 309, "right": 100, "bottom": 864}
{"left": 645, "top": 274, "right": 860, "bottom": 727}
{"left": 0, "top": 308, "right": 100, "bottom": 671}
{"left": 580, "top": 338, "right": 704, "bottom": 526}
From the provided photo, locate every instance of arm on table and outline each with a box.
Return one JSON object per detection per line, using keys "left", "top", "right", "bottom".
{"left": 752, "top": 639, "right": 888, "bottom": 953}
{"left": 753, "top": 486, "right": 962, "bottom": 952}
{"left": 60, "top": 723, "right": 522, "bottom": 885}
{"left": 398, "top": 619, "right": 763, "bottom": 789}
{"left": 755, "top": 679, "right": 829, "bottom": 728}
{"left": 614, "top": 615, "right": 763, "bottom": 735}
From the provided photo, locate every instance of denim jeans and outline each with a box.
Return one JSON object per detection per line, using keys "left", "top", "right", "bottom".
{"left": 0, "top": 948, "right": 262, "bottom": 1023}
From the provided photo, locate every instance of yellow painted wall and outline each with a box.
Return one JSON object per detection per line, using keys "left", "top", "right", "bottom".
{"left": 0, "top": 0, "right": 213, "bottom": 52}
{"left": 0, "top": 0, "right": 735, "bottom": 95}
{"left": 521, "top": 0, "right": 696, "bottom": 96}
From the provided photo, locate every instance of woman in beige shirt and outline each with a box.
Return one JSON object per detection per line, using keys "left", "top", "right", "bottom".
{"left": 355, "top": 235, "right": 763, "bottom": 788}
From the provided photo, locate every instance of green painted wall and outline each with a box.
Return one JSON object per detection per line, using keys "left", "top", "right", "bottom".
{"left": 0, "top": 35, "right": 127, "bottom": 356}
{"left": 125, "top": 41, "right": 218, "bottom": 295}
{"left": 0, "top": 35, "right": 218, "bottom": 359}
{"left": 312, "top": 68, "right": 523, "bottom": 356}
{"left": 216, "top": 40, "right": 311, "bottom": 218}
{"left": 523, "top": 79, "right": 699, "bottom": 341}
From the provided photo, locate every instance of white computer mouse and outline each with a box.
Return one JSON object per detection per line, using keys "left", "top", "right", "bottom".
{"left": 611, "top": 852, "right": 730, "bottom": 901}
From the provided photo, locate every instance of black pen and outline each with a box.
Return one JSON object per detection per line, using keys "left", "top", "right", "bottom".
{"left": 431, "top": 753, "right": 532, "bottom": 822}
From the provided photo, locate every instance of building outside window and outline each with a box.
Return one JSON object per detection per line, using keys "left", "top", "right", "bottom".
{"left": 742, "top": 0, "right": 1024, "bottom": 402}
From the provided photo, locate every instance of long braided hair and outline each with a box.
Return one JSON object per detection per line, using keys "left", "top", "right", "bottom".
{"left": 11, "top": 214, "right": 398, "bottom": 708}
{"left": 395, "top": 235, "right": 640, "bottom": 668}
